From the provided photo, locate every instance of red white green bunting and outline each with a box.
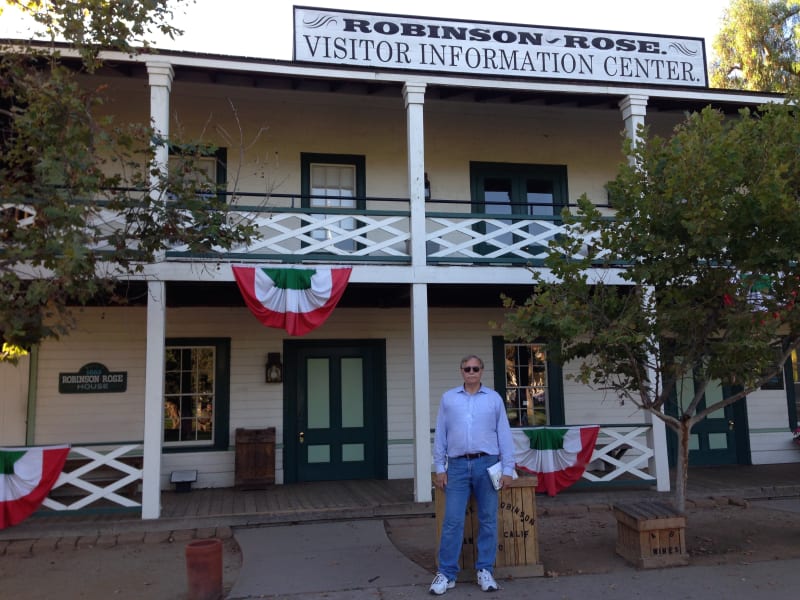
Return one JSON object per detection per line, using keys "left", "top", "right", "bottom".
{"left": 513, "top": 426, "right": 599, "bottom": 496}
{"left": 232, "top": 266, "right": 352, "bottom": 336}
{"left": 1, "top": 445, "right": 69, "bottom": 529}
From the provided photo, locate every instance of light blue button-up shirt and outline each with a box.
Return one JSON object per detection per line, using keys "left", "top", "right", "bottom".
{"left": 433, "top": 384, "right": 516, "bottom": 477}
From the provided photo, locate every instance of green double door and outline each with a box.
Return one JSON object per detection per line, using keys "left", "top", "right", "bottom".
{"left": 283, "top": 340, "right": 387, "bottom": 483}
{"left": 668, "top": 373, "right": 751, "bottom": 466}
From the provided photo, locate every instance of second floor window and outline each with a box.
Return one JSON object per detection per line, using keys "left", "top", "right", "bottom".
{"left": 301, "top": 153, "right": 365, "bottom": 252}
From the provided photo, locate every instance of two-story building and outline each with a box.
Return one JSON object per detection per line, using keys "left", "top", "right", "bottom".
{"left": 2, "top": 7, "right": 797, "bottom": 520}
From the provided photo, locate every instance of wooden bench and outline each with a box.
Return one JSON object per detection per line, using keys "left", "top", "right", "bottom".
{"left": 613, "top": 501, "right": 688, "bottom": 568}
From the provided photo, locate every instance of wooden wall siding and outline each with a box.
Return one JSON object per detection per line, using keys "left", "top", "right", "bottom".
{"left": 749, "top": 432, "right": 798, "bottom": 464}
{"left": 0, "top": 356, "right": 29, "bottom": 446}
{"left": 745, "top": 388, "right": 795, "bottom": 464}
{"left": 562, "top": 363, "right": 645, "bottom": 425}
{"left": 34, "top": 308, "right": 147, "bottom": 445}
{"left": 746, "top": 388, "right": 790, "bottom": 429}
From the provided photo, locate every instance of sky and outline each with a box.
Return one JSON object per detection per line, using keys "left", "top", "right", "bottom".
{"left": 0, "top": 0, "right": 734, "bottom": 61}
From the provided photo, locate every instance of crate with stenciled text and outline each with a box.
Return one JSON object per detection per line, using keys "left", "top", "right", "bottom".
{"left": 613, "top": 501, "right": 688, "bottom": 568}
{"left": 433, "top": 475, "right": 544, "bottom": 580}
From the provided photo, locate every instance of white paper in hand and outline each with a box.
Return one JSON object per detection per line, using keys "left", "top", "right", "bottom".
{"left": 487, "top": 461, "right": 517, "bottom": 491}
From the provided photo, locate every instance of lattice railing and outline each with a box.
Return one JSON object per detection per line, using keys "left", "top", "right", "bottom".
{"left": 582, "top": 425, "right": 656, "bottom": 484}
{"left": 7, "top": 193, "right": 615, "bottom": 264}
{"left": 42, "top": 443, "right": 143, "bottom": 511}
{"left": 163, "top": 206, "right": 606, "bottom": 264}
{"left": 167, "top": 206, "right": 412, "bottom": 260}
{"left": 425, "top": 213, "right": 599, "bottom": 262}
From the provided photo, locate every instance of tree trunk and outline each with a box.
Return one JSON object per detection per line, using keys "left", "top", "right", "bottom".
{"left": 673, "top": 419, "right": 691, "bottom": 513}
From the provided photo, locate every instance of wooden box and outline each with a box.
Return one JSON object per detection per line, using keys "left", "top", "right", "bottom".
{"left": 434, "top": 474, "right": 544, "bottom": 580}
{"left": 234, "top": 427, "right": 275, "bottom": 490}
{"left": 613, "top": 501, "right": 688, "bottom": 568}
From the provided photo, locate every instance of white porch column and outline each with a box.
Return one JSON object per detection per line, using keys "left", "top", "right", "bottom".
{"left": 403, "top": 81, "right": 427, "bottom": 268}
{"left": 141, "top": 62, "right": 172, "bottom": 519}
{"left": 147, "top": 61, "right": 174, "bottom": 189}
{"left": 403, "top": 81, "right": 432, "bottom": 502}
{"left": 618, "top": 94, "right": 649, "bottom": 150}
{"left": 643, "top": 285, "right": 670, "bottom": 491}
{"left": 411, "top": 283, "right": 432, "bottom": 502}
{"left": 142, "top": 280, "right": 166, "bottom": 519}
{"left": 621, "top": 98, "right": 668, "bottom": 490}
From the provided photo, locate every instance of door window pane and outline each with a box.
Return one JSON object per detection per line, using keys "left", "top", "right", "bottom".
{"left": 341, "top": 358, "right": 364, "bottom": 428}
{"left": 307, "top": 358, "right": 330, "bottom": 429}
{"left": 483, "top": 177, "right": 514, "bottom": 247}
{"left": 526, "top": 179, "right": 555, "bottom": 216}
{"left": 342, "top": 443, "right": 365, "bottom": 462}
{"left": 708, "top": 433, "right": 728, "bottom": 450}
{"left": 307, "top": 445, "right": 330, "bottom": 463}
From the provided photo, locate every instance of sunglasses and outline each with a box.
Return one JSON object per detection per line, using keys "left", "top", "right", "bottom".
{"left": 462, "top": 366, "right": 482, "bottom": 373}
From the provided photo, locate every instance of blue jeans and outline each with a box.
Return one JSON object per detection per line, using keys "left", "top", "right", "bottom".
{"left": 437, "top": 454, "right": 499, "bottom": 580}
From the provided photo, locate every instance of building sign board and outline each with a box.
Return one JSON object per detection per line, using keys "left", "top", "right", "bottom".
{"left": 59, "top": 362, "right": 127, "bottom": 394}
{"left": 294, "top": 7, "right": 708, "bottom": 87}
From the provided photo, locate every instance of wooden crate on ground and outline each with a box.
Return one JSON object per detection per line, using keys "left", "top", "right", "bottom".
{"left": 434, "top": 474, "right": 543, "bottom": 580}
{"left": 613, "top": 501, "right": 688, "bottom": 568}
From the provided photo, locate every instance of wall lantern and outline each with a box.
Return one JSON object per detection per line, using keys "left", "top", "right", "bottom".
{"left": 424, "top": 172, "right": 431, "bottom": 200}
{"left": 265, "top": 352, "right": 283, "bottom": 383}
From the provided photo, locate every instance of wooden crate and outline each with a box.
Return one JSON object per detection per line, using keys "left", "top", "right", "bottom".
{"left": 613, "top": 501, "right": 688, "bottom": 569}
{"left": 434, "top": 474, "right": 543, "bottom": 580}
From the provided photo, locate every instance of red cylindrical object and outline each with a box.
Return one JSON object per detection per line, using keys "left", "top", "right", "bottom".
{"left": 185, "top": 538, "right": 223, "bottom": 600}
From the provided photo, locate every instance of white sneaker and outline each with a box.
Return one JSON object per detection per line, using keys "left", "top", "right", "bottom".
{"left": 429, "top": 572, "right": 455, "bottom": 595}
{"left": 476, "top": 568, "right": 499, "bottom": 592}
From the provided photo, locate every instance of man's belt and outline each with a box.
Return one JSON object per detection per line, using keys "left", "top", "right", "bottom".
{"left": 451, "top": 452, "right": 488, "bottom": 460}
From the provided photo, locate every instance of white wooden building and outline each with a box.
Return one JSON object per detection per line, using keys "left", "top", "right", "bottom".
{"left": 2, "top": 7, "right": 798, "bottom": 520}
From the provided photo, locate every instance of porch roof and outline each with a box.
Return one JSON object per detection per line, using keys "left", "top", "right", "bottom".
{"left": 16, "top": 39, "right": 783, "bottom": 115}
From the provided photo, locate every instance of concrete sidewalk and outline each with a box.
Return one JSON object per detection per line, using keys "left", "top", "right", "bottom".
{"left": 229, "top": 520, "right": 432, "bottom": 598}
{"left": 225, "top": 556, "right": 800, "bottom": 600}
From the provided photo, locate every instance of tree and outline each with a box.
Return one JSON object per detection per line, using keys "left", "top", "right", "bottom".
{"left": 711, "top": 0, "right": 800, "bottom": 91}
{"left": 503, "top": 102, "right": 800, "bottom": 512}
{"left": 0, "top": 0, "right": 257, "bottom": 360}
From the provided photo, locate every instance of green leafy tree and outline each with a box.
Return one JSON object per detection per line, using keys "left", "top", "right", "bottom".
{"left": 503, "top": 102, "right": 800, "bottom": 511}
{"left": 711, "top": 0, "right": 800, "bottom": 91}
{"left": 0, "top": 0, "right": 257, "bottom": 360}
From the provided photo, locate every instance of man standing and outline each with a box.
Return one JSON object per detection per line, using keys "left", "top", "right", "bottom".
{"left": 430, "top": 354, "right": 515, "bottom": 595}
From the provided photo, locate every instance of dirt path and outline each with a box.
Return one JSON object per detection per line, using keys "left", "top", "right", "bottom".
{"left": 385, "top": 500, "right": 800, "bottom": 576}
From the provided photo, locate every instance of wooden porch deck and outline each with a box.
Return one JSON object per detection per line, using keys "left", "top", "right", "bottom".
{"left": 19, "top": 463, "right": 800, "bottom": 535}
{"left": 160, "top": 478, "right": 431, "bottom": 525}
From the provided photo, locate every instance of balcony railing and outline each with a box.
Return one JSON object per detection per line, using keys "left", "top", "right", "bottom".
{"left": 156, "top": 195, "right": 608, "bottom": 265}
